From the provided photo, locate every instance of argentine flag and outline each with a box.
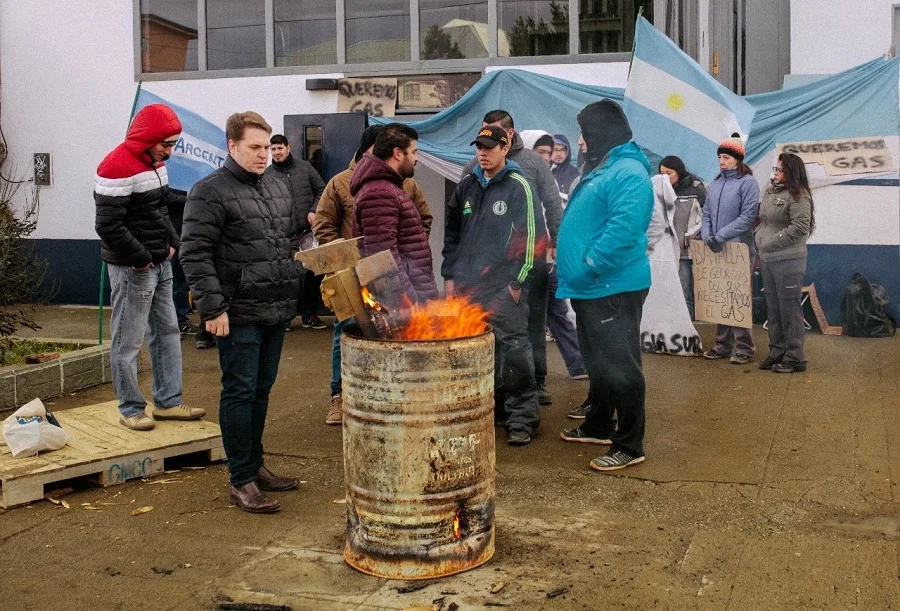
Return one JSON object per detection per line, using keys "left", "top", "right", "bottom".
{"left": 134, "top": 89, "right": 228, "bottom": 192}
{"left": 623, "top": 17, "right": 755, "bottom": 181}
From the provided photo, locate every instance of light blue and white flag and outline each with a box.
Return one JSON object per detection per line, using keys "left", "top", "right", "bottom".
{"left": 623, "top": 17, "right": 755, "bottom": 181}
{"left": 134, "top": 89, "right": 227, "bottom": 192}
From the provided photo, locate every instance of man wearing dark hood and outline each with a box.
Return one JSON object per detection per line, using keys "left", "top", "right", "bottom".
{"left": 550, "top": 134, "right": 581, "bottom": 196}
{"left": 555, "top": 100, "right": 654, "bottom": 472}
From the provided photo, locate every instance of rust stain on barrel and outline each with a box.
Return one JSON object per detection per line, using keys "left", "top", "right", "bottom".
{"left": 342, "top": 331, "right": 496, "bottom": 580}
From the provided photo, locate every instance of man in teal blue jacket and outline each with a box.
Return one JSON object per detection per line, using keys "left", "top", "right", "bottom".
{"left": 555, "top": 99, "right": 653, "bottom": 472}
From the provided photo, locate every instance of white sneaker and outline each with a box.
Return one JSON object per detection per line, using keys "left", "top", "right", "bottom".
{"left": 120, "top": 413, "right": 156, "bottom": 431}
{"left": 152, "top": 404, "right": 205, "bottom": 421}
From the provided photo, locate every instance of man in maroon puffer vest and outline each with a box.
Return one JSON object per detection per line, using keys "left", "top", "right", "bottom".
{"left": 351, "top": 123, "right": 438, "bottom": 305}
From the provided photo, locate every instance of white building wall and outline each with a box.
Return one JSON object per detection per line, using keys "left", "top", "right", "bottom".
{"left": 790, "top": 0, "right": 896, "bottom": 74}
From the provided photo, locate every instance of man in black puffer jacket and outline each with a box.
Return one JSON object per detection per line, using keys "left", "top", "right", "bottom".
{"left": 181, "top": 111, "right": 302, "bottom": 515}
{"left": 265, "top": 134, "right": 327, "bottom": 330}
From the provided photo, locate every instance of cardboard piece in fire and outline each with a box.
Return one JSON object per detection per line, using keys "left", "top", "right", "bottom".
{"left": 295, "top": 240, "right": 413, "bottom": 339}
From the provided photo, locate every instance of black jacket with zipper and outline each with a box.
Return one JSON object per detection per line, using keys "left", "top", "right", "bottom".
{"left": 180, "top": 156, "right": 302, "bottom": 326}
{"left": 443, "top": 160, "right": 541, "bottom": 299}
{"left": 264, "top": 153, "right": 325, "bottom": 234}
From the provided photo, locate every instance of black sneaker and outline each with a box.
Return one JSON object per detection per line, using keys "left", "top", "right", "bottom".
{"left": 507, "top": 430, "right": 532, "bottom": 446}
{"left": 196, "top": 335, "right": 216, "bottom": 350}
{"left": 179, "top": 321, "right": 199, "bottom": 336}
{"left": 703, "top": 349, "right": 726, "bottom": 360}
{"left": 559, "top": 427, "right": 611, "bottom": 445}
{"left": 537, "top": 385, "right": 552, "bottom": 405}
{"left": 302, "top": 316, "right": 328, "bottom": 330}
{"left": 729, "top": 353, "right": 753, "bottom": 365}
{"left": 758, "top": 355, "right": 782, "bottom": 370}
{"left": 568, "top": 396, "right": 592, "bottom": 420}
{"left": 590, "top": 449, "right": 644, "bottom": 471}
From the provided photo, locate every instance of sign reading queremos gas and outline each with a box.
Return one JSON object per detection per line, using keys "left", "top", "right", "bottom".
{"left": 777, "top": 137, "right": 896, "bottom": 176}
{"left": 337, "top": 77, "right": 398, "bottom": 117}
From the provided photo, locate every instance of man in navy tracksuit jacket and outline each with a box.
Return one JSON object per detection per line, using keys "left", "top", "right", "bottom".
{"left": 443, "top": 126, "right": 541, "bottom": 446}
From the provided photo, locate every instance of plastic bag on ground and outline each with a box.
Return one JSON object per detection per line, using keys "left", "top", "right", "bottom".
{"left": 2, "top": 398, "right": 69, "bottom": 458}
{"left": 841, "top": 272, "right": 896, "bottom": 338}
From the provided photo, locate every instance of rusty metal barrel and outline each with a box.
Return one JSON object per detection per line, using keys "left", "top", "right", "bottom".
{"left": 341, "top": 330, "right": 496, "bottom": 580}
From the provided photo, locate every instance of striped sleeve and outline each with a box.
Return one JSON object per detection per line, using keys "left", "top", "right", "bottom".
{"left": 510, "top": 173, "right": 536, "bottom": 284}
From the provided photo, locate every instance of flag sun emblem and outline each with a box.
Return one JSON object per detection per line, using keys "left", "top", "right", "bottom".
{"left": 667, "top": 92, "right": 685, "bottom": 111}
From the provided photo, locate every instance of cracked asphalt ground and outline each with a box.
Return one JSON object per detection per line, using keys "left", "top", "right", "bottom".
{"left": 2, "top": 306, "right": 899, "bottom": 610}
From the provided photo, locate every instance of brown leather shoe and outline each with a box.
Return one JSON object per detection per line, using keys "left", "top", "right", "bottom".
{"left": 325, "top": 394, "right": 342, "bottom": 425}
{"left": 257, "top": 465, "right": 299, "bottom": 491}
{"left": 229, "top": 481, "right": 280, "bottom": 513}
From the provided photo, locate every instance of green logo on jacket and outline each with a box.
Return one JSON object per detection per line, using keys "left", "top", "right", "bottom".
{"left": 462, "top": 200, "right": 472, "bottom": 215}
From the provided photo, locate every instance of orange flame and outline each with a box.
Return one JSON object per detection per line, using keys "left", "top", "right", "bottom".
{"left": 360, "top": 286, "right": 383, "bottom": 311}
{"left": 398, "top": 295, "right": 489, "bottom": 341}
{"left": 452, "top": 510, "right": 462, "bottom": 539}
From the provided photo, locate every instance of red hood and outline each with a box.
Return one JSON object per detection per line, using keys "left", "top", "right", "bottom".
{"left": 350, "top": 153, "right": 403, "bottom": 196}
{"left": 124, "top": 104, "right": 182, "bottom": 165}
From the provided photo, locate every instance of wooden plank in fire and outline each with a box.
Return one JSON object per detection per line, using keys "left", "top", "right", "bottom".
{"left": 294, "top": 237, "right": 362, "bottom": 275}
{"left": 320, "top": 268, "right": 379, "bottom": 338}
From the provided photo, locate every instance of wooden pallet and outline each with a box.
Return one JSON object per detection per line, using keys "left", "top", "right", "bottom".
{"left": 0, "top": 401, "right": 224, "bottom": 508}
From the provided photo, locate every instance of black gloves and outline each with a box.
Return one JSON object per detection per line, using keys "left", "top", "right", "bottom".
{"left": 706, "top": 237, "right": 723, "bottom": 253}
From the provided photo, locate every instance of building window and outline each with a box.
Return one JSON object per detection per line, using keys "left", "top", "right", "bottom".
{"left": 419, "top": 0, "right": 489, "bottom": 60}
{"left": 499, "top": 1, "right": 570, "bottom": 57}
{"left": 140, "top": 0, "right": 198, "bottom": 72}
{"left": 346, "top": 0, "right": 411, "bottom": 63}
{"left": 207, "top": 0, "right": 266, "bottom": 69}
{"left": 579, "top": 0, "right": 651, "bottom": 54}
{"left": 274, "top": 0, "right": 338, "bottom": 66}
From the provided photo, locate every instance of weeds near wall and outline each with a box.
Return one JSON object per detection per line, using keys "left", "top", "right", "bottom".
{"left": 0, "top": 168, "right": 53, "bottom": 365}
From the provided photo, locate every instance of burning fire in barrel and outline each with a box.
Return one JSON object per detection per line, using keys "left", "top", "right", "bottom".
{"left": 342, "top": 296, "right": 496, "bottom": 580}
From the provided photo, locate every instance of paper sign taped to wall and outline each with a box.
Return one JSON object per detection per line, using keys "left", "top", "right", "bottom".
{"left": 337, "top": 77, "right": 397, "bottom": 117}
{"left": 777, "top": 137, "right": 895, "bottom": 176}
{"left": 690, "top": 240, "right": 753, "bottom": 329}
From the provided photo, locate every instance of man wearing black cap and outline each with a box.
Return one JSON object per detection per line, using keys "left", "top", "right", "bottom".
{"left": 443, "top": 126, "right": 540, "bottom": 446}
{"left": 464, "top": 110, "right": 562, "bottom": 407}
{"left": 555, "top": 100, "right": 654, "bottom": 472}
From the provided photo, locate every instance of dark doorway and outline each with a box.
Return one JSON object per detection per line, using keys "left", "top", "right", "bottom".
{"left": 283, "top": 113, "right": 369, "bottom": 182}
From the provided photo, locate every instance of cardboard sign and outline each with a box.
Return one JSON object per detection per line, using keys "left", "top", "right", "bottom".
{"left": 337, "top": 77, "right": 397, "bottom": 117}
{"left": 777, "top": 138, "right": 895, "bottom": 176}
{"left": 690, "top": 240, "right": 753, "bottom": 329}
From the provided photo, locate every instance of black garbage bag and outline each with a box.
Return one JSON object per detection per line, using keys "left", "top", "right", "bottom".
{"left": 841, "top": 272, "right": 896, "bottom": 337}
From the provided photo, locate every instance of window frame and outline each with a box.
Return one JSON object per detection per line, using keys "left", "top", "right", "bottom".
{"left": 133, "top": 0, "right": 641, "bottom": 81}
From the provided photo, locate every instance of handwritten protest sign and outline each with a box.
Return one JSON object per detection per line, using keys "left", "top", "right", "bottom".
{"left": 777, "top": 137, "right": 895, "bottom": 176}
{"left": 690, "top": 240, "right": 753, "bottom": 329}
{"left": 337, "top": 77, "right": 397, "bottom": 117}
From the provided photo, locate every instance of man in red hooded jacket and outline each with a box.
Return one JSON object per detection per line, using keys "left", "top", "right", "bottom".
{"left": 95, "top": 103, "right": 204, "bottom": 431}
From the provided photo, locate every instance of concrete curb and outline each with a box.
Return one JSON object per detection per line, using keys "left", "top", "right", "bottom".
{"left": 0, "top": 338, "right": 145, "bottom": 412}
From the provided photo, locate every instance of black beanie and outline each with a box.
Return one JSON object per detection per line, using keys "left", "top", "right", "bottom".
{"left": 355, "top": 125, "right": 385, "bottom": 162}
{"left": 577, "top": 99, "right": 632, "bottom": 172}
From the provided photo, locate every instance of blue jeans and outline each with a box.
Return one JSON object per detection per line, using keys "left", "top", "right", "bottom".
{"left": 216, "top": 323, "right": 286, "bottom": 487}
{"left": 331, "top": 318, "right": 353, "bottom": 396}
{"left": 546, "top": 267, "right": 586, "bottom": 376}
{"left": 107, "top": 262, "right": 183, "bottom": 418}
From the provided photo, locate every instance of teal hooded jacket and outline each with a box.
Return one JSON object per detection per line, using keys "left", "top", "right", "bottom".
{"left": 555, "top": 141, "right": 654, "bottom": 300}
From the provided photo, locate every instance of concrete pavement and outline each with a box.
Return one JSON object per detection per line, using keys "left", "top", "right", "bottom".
{"left": 2, "top": 306, "right": 898, "bottom": 610}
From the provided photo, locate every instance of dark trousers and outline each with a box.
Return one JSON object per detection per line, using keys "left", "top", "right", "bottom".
{"left": 301, "top": 270, "right": 323, "bottom": 319}
{"left": 712, "top": 325, "right": 755, "bottom": 357}
{"left": 546, "top": 267, "right": 586, "bottom": 376}
{"left": 170, "top": 254, "right": 191, "bottom": 326}
{"left": 330, "top": 317, "right": 353, "bottom": 396}
{"left": 526, "top": 259, "right": 549, "bottom": 386}
{"left": 572, "top": 290, "right": 648, "bottom": 457}
{"left": 216, "top": 323, "right": 287, "bottom": 487}
{"left": 478, "top": 286, "right": 539, "bottom": 435}
{"left": 761, "top": 255, "right": 807, "bottom": 364}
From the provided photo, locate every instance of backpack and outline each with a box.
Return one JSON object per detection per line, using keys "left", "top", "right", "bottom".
{"left": 841, "top": 272, "right": 896, "bottom": 338}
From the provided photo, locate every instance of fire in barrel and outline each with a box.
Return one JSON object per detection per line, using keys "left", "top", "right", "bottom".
{"left": 296, "top": 239, "right": 497, "bottom": 579}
